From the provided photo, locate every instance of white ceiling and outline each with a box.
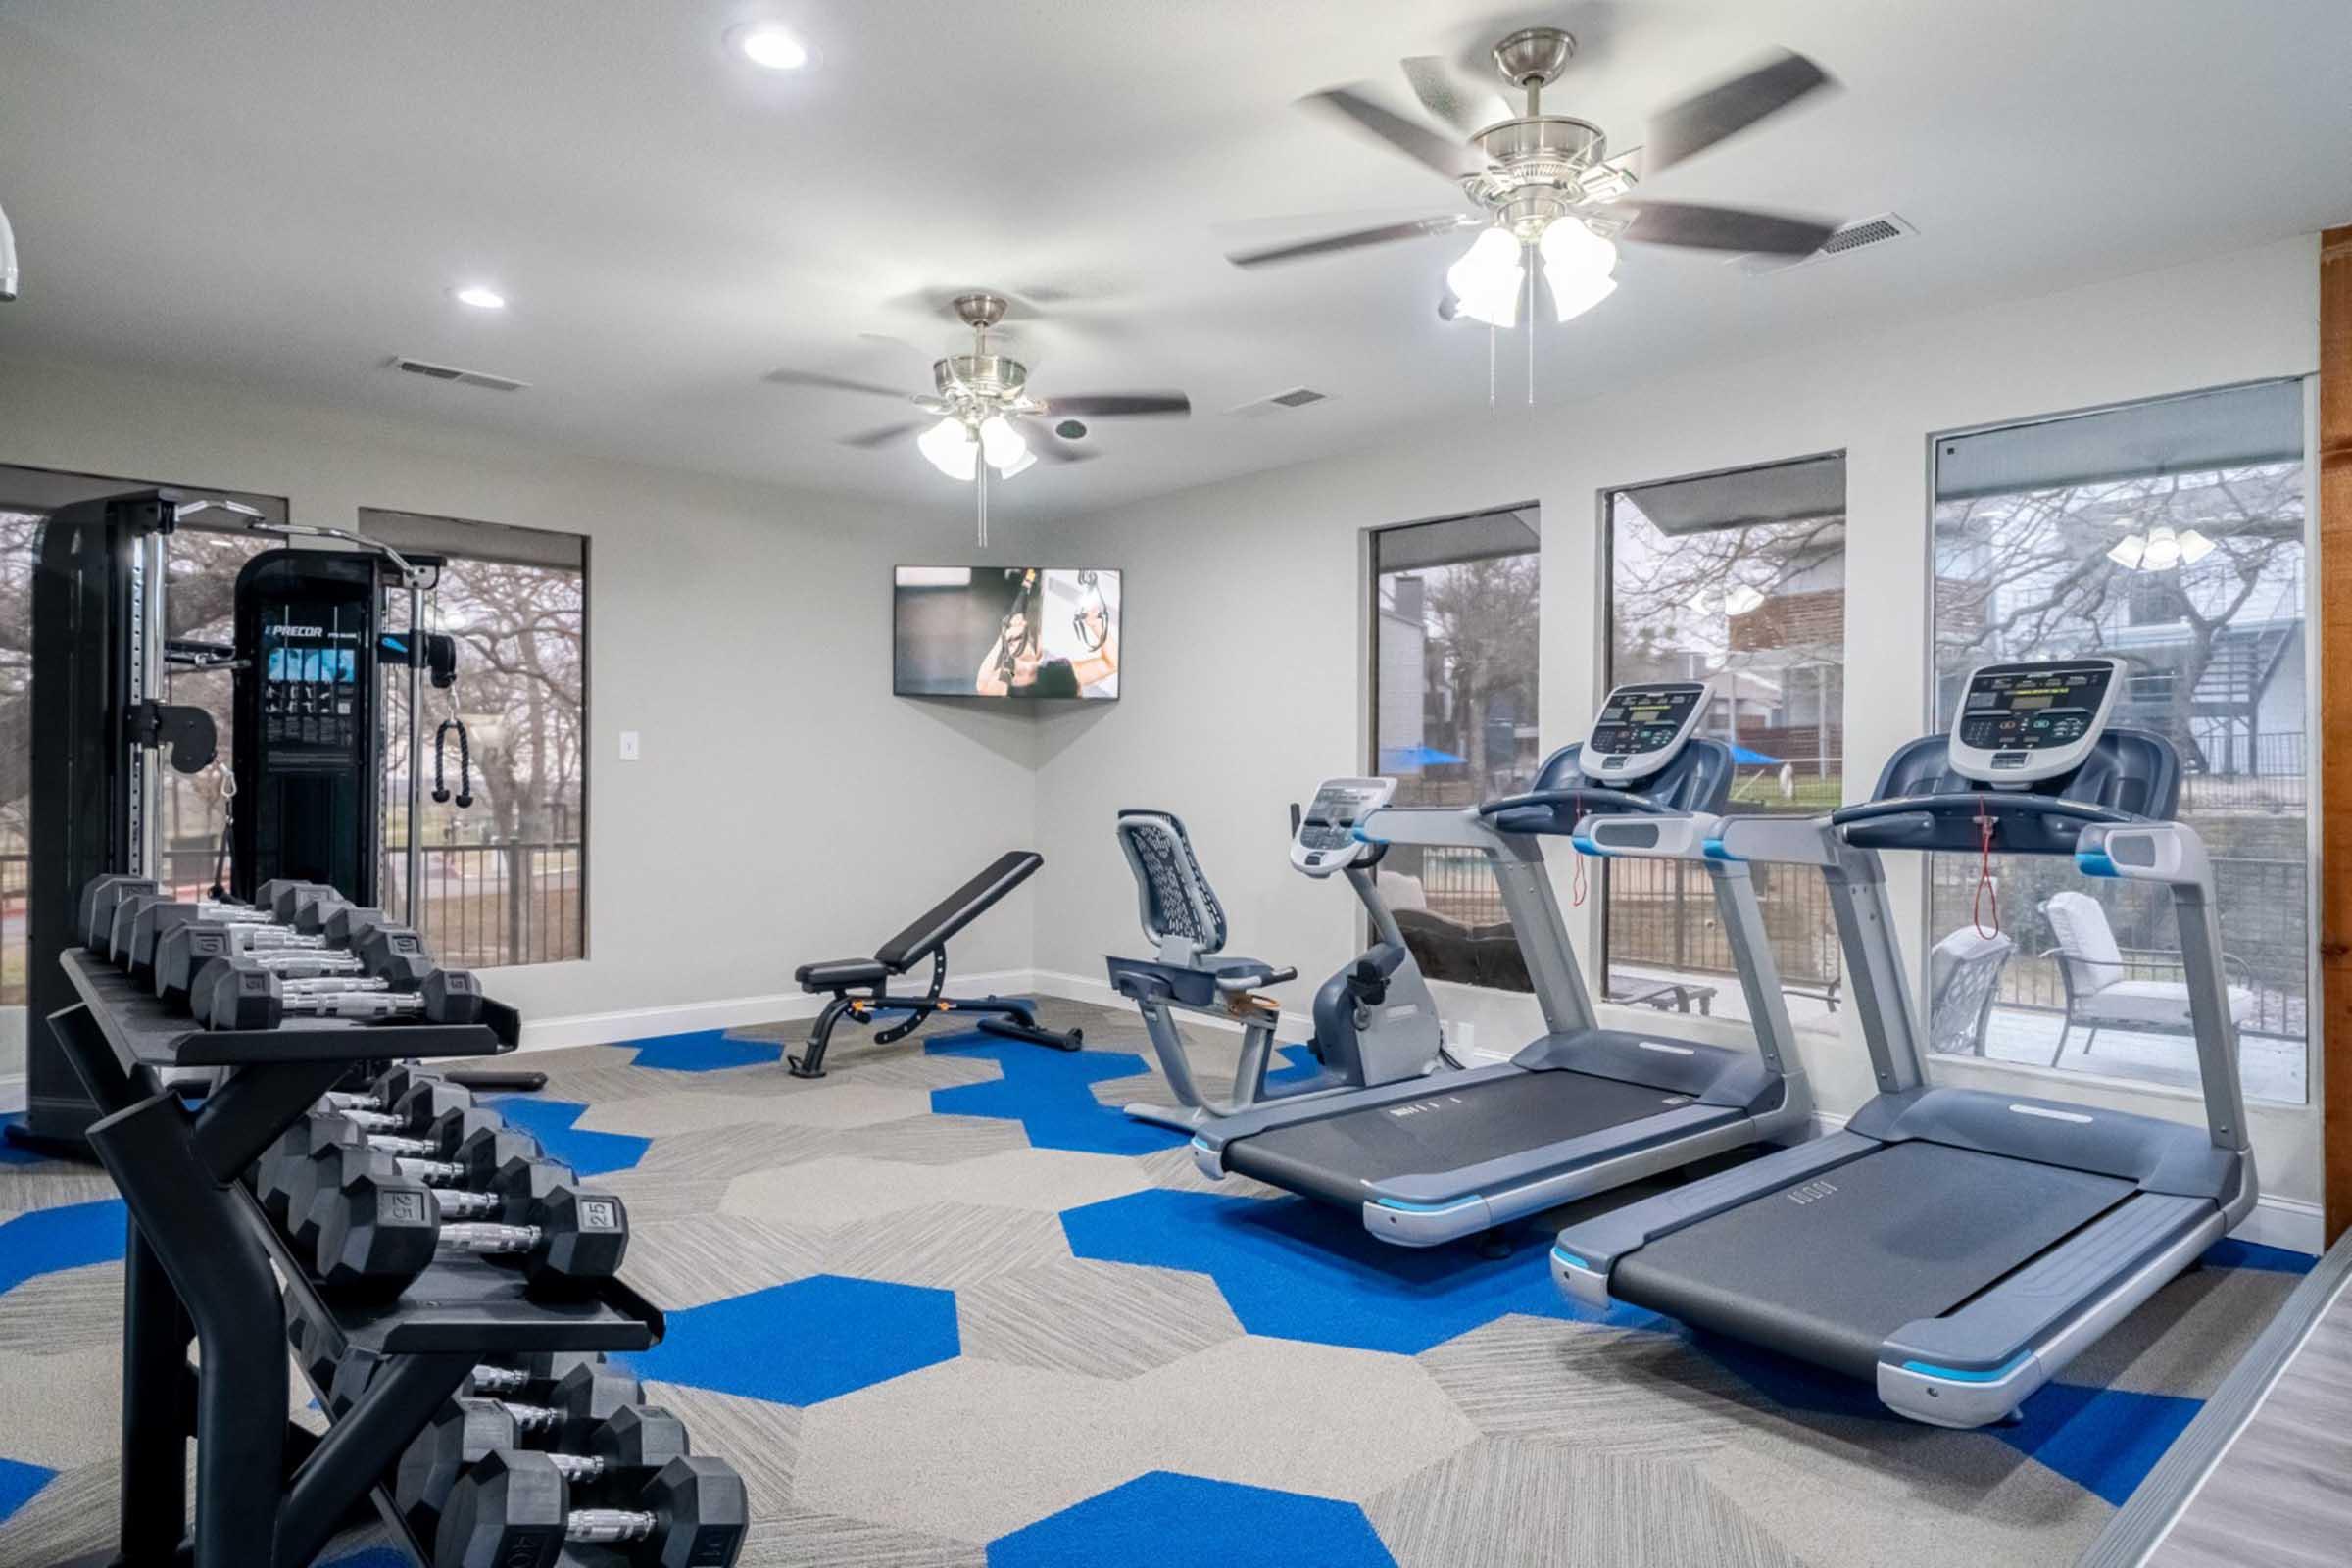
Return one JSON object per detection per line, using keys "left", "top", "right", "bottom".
{"left": 1, "top": 0, "right": 2347, "bottom": 523}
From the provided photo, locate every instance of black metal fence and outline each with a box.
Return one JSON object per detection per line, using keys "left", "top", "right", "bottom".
{"left": 1384, "top": 838, "right": 2307, "bottom": 1038}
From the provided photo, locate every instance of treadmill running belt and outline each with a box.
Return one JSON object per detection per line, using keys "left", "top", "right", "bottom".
{"left": 1222, "top": 1069, "right": 1712, "bottom": 1208}
{"left": 1611, "top": 1140, "right": 2134, "bottom": 1381}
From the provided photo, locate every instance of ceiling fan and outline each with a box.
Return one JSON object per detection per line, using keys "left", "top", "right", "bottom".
{"left": 770, "top": 291, "right": 1190, "bottom": 546}
{"left": 1229, "top": 24, "right": 1838, "bottom": 331}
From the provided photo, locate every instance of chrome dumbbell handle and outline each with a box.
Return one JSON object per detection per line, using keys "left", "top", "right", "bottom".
{"left": 562, "top": 1509, "right": 660, "bottom": 1546}
{"left": 421, "top": 1185, "right": 501, "bottom": 1222}
{"left": 436, "top": 1221, "right": 545, "bottom": 1256}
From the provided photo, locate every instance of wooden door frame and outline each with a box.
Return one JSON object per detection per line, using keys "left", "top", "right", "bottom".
{"left": 2320, "top": 224, "right": 2350, "bottom": 1247}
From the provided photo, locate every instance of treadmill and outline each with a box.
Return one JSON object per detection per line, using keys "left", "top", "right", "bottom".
{"left": 1552, "top": 658, "right": 2259, "bottom": 1428}
{"left": 1188, "top": 680, "right": 1813, "bottom": 1247}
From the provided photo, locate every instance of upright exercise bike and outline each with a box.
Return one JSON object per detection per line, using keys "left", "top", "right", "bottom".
{"left": 1106, "top": 778, "right": 1446, "bottom": 1133}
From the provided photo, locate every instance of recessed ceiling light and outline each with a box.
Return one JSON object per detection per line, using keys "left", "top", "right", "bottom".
{"left": 729, "top": 23, "right": 810, "bottom": 71}
{"left": 453, "top": 285, "right": 507, "bottom": 311}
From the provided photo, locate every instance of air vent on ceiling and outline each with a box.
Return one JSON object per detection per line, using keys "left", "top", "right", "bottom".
{"left": 389, "top": 356, "right": 529, "bottom": 392}
{"left": 1228, "top": 386, "right": 1332, "bottom": 417}
{"left": 1736, "top": 212, "right": 1915, "bottom": 276}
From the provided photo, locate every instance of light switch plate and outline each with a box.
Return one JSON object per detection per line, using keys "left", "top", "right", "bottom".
{"left": 618, "top": 730, "right": 640, "bottom": 761}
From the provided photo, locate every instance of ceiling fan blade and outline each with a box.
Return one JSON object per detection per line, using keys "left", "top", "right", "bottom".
{"left": 1645, "top": 48, "right": 1833, "bottom": 172}
{"left": 1042, "top": 392, "right": 1191, "bottom": 418}
{"left": 1299, "top": 86, "right": 1485, "bottom": 183}
{"left": 837, "top": 419, "right": 926, "bottom": 449}
{"left": 1616, "top": 199, "right": 1836, "bottom": 256}
{"left": 1228, "top": 213, "right": 1475, "bottom": 269}
{"left": 764, "top": 368, "right": 913, "bottom": 399}
{"left": 1399, "top": 56, "right": 1509, "bottom": 135}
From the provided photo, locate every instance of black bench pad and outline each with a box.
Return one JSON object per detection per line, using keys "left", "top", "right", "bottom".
{"left": 796, "top": 957, "right": 892, "bottom": 991}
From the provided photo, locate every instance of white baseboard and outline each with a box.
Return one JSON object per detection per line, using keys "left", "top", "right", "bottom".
{"left": 514, "top": 969, "right": 1039, "bottom": 1053}
{"left": 2232, "top": 1196, "right": 2326, "bottom": 1254}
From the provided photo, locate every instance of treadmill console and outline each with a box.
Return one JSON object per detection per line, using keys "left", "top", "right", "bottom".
{"left": 1293, "top": 777, "right": 1396, "bottom": 876}
{"left": 1947, "top": 659, "right": 2121, "bottom": 784}
{"left": 1582, "top": 681, "right": 1710, "bottom": 784}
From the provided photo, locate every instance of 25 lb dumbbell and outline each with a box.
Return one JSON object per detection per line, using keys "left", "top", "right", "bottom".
{"left": 394, "top": 1366, "right": 653, "bottom": 1529}
{"left": 282, "top": 1137, "right": 567, "bottom": 1255}
{"left": 313, "top": 1166, "right": 627, "bottom": 1298}
{"left": 202, "top": 964, "right": 484, "bottom": 1031}
{"left": 435, "top": 1449, "right": 748, "bottom": 1568}
{"left": 253, "top": 1099, "right": 512, "bottom": 1225}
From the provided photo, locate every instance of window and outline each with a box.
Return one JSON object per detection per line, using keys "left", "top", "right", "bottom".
{"left": 363, "top": 510, "right": 588, "bottom": 970}
{"left": 1369, "top": 507, "right": 1539, "bottom": 991}
{"left": 1930, "top": 380, "right": 2309, "bottom": 1102}
{"left": 1604, "top": 455, "right": 1847, "bottom": 1027}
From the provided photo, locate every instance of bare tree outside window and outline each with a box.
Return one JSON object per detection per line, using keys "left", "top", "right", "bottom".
{"left": 1369, "top": 508, "right": 1539, "bottom": 993}
{"left": 1929, "top": 382, "right": 2307, "bottom": 1102}
{"left": 377, "top": 537, "right": 587, "bottom": 971}
{"left": 1604, "top": 463, "right": 1847, "bottom": 1029}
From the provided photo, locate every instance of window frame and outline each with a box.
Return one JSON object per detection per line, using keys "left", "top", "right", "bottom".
{"left": 1917, "top": 376, "right": 2319, "bottom": 1107}
{"left": 1596, "top": 451, "right": 1849, "bottom": 1024}
{"left": 360, "top": 506, "right": 592, "bottom": 970}
{"left": 1363, "top": 501, "right": 1543, "bottom": 804}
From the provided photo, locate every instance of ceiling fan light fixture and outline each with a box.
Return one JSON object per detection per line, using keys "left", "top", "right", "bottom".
{"left": 2139, "top": 526, "right": 2183, "bottom": 571}
{"left": 2106, "top": 535, "right": 2147, "bottom": 570}
{"left": 1538, "top": 218, "right": 1614, "bottom": 278}
{"left": 917, "top": 416, "right": 978, "bottom": 480}
{"left": 978, "top": 415, "right": 1033, "bottom": 477}
{"left": 2178, "top": 528, "right": 2216, "bottom": 565}
{"left": 1446, "top": 226, "right": 1524, "bottom": 328}
{"left": 1547, "top": 265, "right": 1617, "bottom": 323}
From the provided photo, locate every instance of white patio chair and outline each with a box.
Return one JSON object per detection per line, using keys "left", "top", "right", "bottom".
{"left": 2038, "top": 890, "right": 2256, "bottom": 1066}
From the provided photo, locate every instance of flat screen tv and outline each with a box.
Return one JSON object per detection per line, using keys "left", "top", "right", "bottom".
{"left": 893, "top": 566, "right": 1121, "bottom": 700}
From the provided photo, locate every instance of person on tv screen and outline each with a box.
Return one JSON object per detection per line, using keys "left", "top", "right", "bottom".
{"left": 973, "top": 569, "right": 1118, "bottom": 698}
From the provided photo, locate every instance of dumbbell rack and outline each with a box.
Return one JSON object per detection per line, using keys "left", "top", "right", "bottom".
{"left": 47, "top": 951, "right": 665, "bottom": 1568}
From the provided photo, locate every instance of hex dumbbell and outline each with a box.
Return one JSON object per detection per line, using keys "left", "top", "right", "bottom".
{"left": 285, "top": 1137, "right": 567, "bottom": 1255}
{"left": 394, "top": 1365, "right": 650, "bottom": 1529}
{"left": 201, "top": 964, "right": 484, "bottom": 1032}
{"left": 157, "top": 913, "right": 415, "bottom": 1011}
{"left": 253, "top": 1097, "right": 509, "bottom": 1223}
{"left": 313, "top": 1166, "right": 627, "bottom": 1298}
{"left": 189, "top": 926, "right": 441, "bottom": 1023}
{"left": 434, "top": 1449, "right": 748, "bottom": 1568}
{"left": 328, "top": 1346, "right": 609, "bottom": 1421}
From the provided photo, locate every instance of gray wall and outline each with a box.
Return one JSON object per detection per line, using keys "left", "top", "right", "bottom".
{"left": 1027, "top": 233, "right": 2327, "bottom": 1219}
{"left": 0, "top": 354, "right": 1050, "bottom": 1056}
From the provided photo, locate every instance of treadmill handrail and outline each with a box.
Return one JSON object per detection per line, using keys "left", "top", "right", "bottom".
{"left": 1479, "top": 786, "right": 1675, "bottom": 819}
{"left": 1829, "top": 792, "right": 2138, "bottom": 831}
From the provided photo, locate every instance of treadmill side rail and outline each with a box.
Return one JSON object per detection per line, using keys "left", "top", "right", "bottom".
{"left": 1877, "top": 1197, "right": 2225, "bottom": 1428}
{"left": 1363, "top": 1104, "right": 1763, "bottom": 1247}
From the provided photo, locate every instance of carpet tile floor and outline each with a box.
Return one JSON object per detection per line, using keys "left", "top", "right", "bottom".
{"left": 0, "top": 999, "right": 2315, "bottom": 1565}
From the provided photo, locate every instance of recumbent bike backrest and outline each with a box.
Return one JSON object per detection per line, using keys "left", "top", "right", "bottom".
{"left": 1114, "top": 810, "right": 1229, "bottom": 964}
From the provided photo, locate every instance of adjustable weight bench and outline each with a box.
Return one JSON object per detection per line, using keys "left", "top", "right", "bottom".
{"left": 788, "top": 849, "right": 1083, "bottom": 1077}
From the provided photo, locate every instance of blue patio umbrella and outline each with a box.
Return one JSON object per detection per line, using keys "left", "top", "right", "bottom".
{"left": 1380, "top": 743, "right": 1467, "bottom": 773}
{"left": 1728, "top": 743, "right": 1782, "bottom": 765}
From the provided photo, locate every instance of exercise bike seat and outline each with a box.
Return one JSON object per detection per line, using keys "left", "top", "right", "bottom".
{"left": 1106, "top": 955, "right": 1298, "bottom": 1008}
{"left": 796, "top": 956, "right": 894, "bottom": 991}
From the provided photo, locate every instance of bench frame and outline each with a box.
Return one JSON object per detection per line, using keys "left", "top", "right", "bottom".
{"left": 787, "top": 851, "right": 1083, "bottom": 1078}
